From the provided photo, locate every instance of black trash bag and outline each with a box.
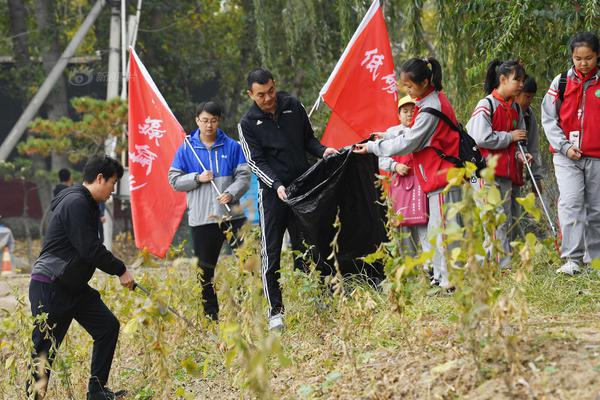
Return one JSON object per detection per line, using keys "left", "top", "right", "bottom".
{"left": 286, "top": 146, "right": 387, "bottom": 281}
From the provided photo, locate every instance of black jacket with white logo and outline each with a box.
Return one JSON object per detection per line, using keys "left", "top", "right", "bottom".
{"left": 31, "top": 185, "right": 126, "bottom": 291}
{"left": 238, "top": 92, "right": 326, "bottom": 190}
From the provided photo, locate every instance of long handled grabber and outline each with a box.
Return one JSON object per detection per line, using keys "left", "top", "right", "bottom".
{"left": 133, "top": 282, "right": 196, "bottom": 329}
{"left": 184, "top": 136, "right": 232, "bottom": 213}
{"left": 517, "top": 142, "right": 560, "bottom": 251}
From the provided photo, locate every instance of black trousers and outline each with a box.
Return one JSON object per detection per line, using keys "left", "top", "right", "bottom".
{"left": 258, "top": 187, "right": 305, "bottom": 317}
{"left": 191, "top": 218, "right": 245, "bottom": 319}
{"left": 28, "top": 280, "right": 120, "bottom": 397}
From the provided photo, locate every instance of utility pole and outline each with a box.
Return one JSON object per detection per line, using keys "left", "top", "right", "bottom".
{"left": 103, "top": 0, "right": 121, "bottom": 250}
{"left": 0, "top": 0, "right": 106, "bottom": 161}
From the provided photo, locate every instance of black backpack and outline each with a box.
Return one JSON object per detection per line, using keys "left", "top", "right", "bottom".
{"left": 420, "top": 107, "right": 487, "bottom": 177}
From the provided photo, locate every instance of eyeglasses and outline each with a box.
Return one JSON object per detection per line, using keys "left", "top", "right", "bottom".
{"left": 198, "top": 118, "right": 219, "bottom": 125}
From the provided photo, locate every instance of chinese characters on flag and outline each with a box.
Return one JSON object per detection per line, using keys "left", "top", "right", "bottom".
{"left": 128, "top": 48, "right": 187, "bottom": 257}
{"left": 320, "top": 0, "right": 399, "bottom": 149}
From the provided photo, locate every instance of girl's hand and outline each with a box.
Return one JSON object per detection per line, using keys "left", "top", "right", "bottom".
{"left": 371, "top": 132, "right": 386, "bottom": 140}
{"left": 353, "top": 143, "right": 369, "bottom": 154}
{"left": 394, "top": 163, "right": 410, "bottom": 176}
{"left": 517, "top": 152, "right": 533, "bottom": 165}
{"left": 567, "top": 146, "right": 583, "bottom": 160}
{"left": 510, "top": 129, "right": 528, "bottom": 142}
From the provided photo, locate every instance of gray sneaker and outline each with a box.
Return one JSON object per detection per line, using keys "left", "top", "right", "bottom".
{"left": 268, "top": 313, "right": 284, "bottom": 331}
{"left": 555, "top": 260, "right": 581, "bottom": 276}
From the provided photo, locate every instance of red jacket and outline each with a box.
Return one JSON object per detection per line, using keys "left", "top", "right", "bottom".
{"left": 411, "top": 91, "right": 461, "bottom": 193}
{"left": 466, "top": 90, "right": 525, "bottom": 185}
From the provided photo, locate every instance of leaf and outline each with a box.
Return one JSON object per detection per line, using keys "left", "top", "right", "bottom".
{"left": 516, "top": 193, "right": 541, "bottom": 221}
{"left": 122, "top": 318, "right": 139, "bottom": 335}
{"left": 431, "top": 359, "right": 460, "bottom": 375}
{"left": 181, "top": 357, "right": 202, "bottom": 378}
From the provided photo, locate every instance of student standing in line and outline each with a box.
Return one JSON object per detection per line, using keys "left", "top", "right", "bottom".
{"left": 378, "top": 95, "right": 430, "bottom": 258}
{"left": 169, "top": 101, "right": 250, "bottom": 321}
{"left": 466, "top": 60, "right": 531, "bottom": 269}
{"left": 541, "top": 31, "right": 600, "bottom": 275}
{"left": 513, "top": 75, "right": 543, "bottom": 238}
{"left": 354, "top": 57, "right": 462, "bottom": 289}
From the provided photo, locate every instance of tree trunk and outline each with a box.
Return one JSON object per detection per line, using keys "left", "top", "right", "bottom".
{"left": 7, "top": 0, "right": 30, "bottom": 67}
{"left": 33, "top": 0, "right": 69, "bottom": 216}
{"left": 33, "top": 0, "right": 70, "bottom": 172}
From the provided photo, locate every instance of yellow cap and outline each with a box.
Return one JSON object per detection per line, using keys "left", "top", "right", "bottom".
{"left": 398, "top": 95, "right": 415, "bottom": 109}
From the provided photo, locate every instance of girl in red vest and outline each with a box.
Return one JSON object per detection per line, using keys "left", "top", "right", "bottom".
{"left": 466, "top": 60, "right": 530, "bottom": 270}
{"left": 378, "top": 95, "right": 430, "bottom": 260}
{"left": 355, "top": 57, "right": 462, "bottom": 289}
{"left": 541, "top": 31, "right": 600, "bottom": 275}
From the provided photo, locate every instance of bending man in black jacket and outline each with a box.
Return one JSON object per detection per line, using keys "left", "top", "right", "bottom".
{"left": 238, "top": 68, "right": 337, "bottom": 331}
{"left": 28, "top": 155, "right": 134, "bottom": 400}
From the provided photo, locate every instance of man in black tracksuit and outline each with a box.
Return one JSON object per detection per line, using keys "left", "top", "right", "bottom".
{"left": 28, "top": 156, "right": 134, "bottom": 400}
{"left": 238, "top": 68, "right": 337, "bottom": 330}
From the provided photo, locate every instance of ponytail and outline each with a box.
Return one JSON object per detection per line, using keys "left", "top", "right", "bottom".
{"left": 400, "top": 56, "right": 444, "bottom": 91}
{"left": 483, "top": 59, "right": 525, "bottom": 94}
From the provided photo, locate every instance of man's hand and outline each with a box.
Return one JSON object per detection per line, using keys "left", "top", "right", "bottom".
{"left": 217, "top": 192, "right": 233, "bottom": 204}
{"left": 323, "top": 147, "right": 339, "bottom": 158}
{"left": 277, "top": 185, "right": 288, "bottom": 201}
{"left": 196, "top": 171, "right": 213, "bottom": 183}
{"left": 510, "top": 129, "right": 528, "bottom": 143}
{"left": 371, "top": 132, "right": 386, "bottom": 140}
{"left": 353, "top": 143, "right": 369, "bottom": 154}
{"left": 100, "top": 216, "right": 107, "bottom": 223}
{"left": 119, "top": 269, "right": 135, "bottom": 291}
{"left": 567, "top": 146, "right": 582, "bottom": 160}
{"left": 394, "top": 163, "right": 410, "bottom": 176}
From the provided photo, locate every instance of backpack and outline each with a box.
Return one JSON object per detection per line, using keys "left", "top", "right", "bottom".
{"left": 557, "top": 71, "right": 568, "bottom": 101}
{"left": 420, "top": 107, "right": 487, "bottom": 177}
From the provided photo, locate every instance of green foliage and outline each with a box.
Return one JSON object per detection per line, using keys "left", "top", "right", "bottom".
{"left": 20, "top": 97, "right": 127, "bottom": 164}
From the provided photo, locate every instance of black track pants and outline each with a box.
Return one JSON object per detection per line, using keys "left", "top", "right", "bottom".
{"left": 28, "top": 280, "right": 120, "bottom": 397}
{"left": 257, "top": 187, "right": 304, "bottom": 317}
{"left": 191, "top": 218, "right": 245, "bottom": 319}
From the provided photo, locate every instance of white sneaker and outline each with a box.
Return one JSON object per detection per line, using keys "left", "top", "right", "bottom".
{"left": 268, "top": 313, "right": 284, "bottom": 331}
{"left": 555, "top": 260, "right": 581, "bottom": 275}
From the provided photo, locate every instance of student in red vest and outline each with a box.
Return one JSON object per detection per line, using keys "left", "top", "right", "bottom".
{"left": 378, "top": 95, "right": 430, "bottom": 260}
{"left": 355, "top": 57, "right": 462, "bottom": 289}
{"left": 513, "top": 75, "right": 543, "bottom": 237}
{"left": 541, "top": 31, "right": 600, "bottom": 275}
{"left": 466, "top": 60, "right": 531, "bottom": 270}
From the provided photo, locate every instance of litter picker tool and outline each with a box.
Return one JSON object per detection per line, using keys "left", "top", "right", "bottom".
{"left": 517, "top": 142, "right": 560, "bottom": 250}
{"left": 133, "top": 282, "right": 195, "bottom": 329}
{"left": 184, "top": 136, "right": 232, "bottom": 213}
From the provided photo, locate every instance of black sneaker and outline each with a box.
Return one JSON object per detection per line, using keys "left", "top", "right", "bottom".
{"left": 86, "top": 387, "right": 127, "bottom": 400}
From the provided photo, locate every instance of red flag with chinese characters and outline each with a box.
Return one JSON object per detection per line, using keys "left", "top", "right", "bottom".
{"left": 320, "top": 0, "right": 399, "bottom": 148}
{"left": 128, "top": 48, "right": 186, "bottom": 257}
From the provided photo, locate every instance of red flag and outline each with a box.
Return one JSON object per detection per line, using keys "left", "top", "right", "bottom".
{"left": 128, "top": 48, "right": 187, "bottom": 257}
{"left": 320, "top": 0, "right": 399, "bottom": 148}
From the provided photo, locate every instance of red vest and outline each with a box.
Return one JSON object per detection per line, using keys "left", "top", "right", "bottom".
{"left": 411, "top": 91, "right": 461, "bottom": 193}
{"left": 558, "top": 67, "right": 600, "bottom": 158}
{"left": 479, "top": 90, "right": 523, "bottom": 185}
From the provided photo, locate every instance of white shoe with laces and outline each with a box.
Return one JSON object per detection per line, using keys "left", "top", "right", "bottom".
{"left": 268, "top": 313, "right": 284, "bottom": 331}
{"left": 555, "top": 260, "right": 581, "bottom": 276}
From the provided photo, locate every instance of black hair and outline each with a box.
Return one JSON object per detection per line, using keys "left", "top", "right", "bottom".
{"left": 246, "top": 68, "right": 274, "bottom": 90}
{"left": 58, "top": 168, "right": 71, "bottom": 182}
{"left": 570, "top": 31, "right": 599, "bottom": 53}
{"left": 195, "top": 101, "right": 222, "bottom": 118}
{"left": 522, "top": 75, "right": 537, "bottom": 93}
{"left": 569, "top": 31, "right": 600, "bottom": 63}
{"left": 484, "top": 60, "right": 525, "bottom": 94}
{"left": 82, "top": 155, "right": 124, "bottom": 183}
{"left": 400, "top": 57, "right": 443, "bottom": 91}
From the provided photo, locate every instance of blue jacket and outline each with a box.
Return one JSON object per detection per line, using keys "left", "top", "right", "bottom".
{"left": 168, "top": 129, "right": 250, "bottom": 226}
